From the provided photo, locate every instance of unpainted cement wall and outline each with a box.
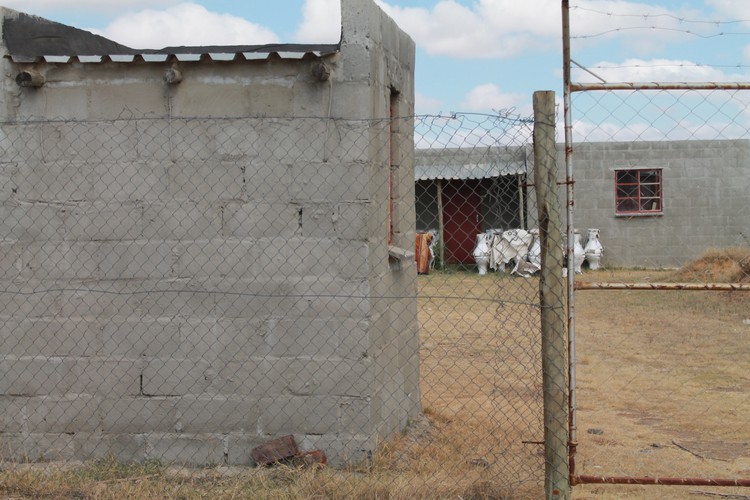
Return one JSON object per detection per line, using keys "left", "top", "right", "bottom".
{"left": 0, "top": 0, "right": 419, "bottom": 466}
{"left": 569, "top": 139, "right": 750, "bottom": 268}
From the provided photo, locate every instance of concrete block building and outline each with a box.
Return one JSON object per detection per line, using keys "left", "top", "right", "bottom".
{"left": 415, "top": 139, "right": 748, "bottom": 269}
{"left": 0, "top": 0, "right": 420, "bottom": 466}
{"left": 415, "top": 146, "right": 531, "bottom": 264}
{"left": 570, "top": 140, "right": 750, "bottom": 268}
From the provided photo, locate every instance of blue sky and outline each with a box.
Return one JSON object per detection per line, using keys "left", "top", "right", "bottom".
{"left": 6, "top": 0, "right": 750, "bottom": 123}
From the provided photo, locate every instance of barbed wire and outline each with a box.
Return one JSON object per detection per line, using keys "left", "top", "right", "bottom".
{"left": 569, "top": 3, "right": 750, "bottom": 43}
{"left": 571, "top": 4, "right": 750, "bottom": 27}
{"left": 573, "top": 26, "right": 750, "bottom": 40}
{"left": 568, "top": 3, "right": 750, "bottom": 80}
{"left": 580, "top": 62, "right": 750, "bottom": 71}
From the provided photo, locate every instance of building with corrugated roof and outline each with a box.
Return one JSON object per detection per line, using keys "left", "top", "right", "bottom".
{"left": 415, "top": 139, "right": 750, "bottom": 269}
{"left": 0, "top": 0, "right": 420, "bottom": 467}
{"left": 415, "top": 146, "right": 531, "bottom": 264}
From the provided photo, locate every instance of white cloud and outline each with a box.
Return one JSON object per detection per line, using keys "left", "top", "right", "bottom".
{"left": 373, "top": 0, "right": 715, "bottom": 60}
{"left": 569, "top": 1, "right": 703, "bottom": 48}
{"left": 460, "top": 83, "right": 525, "bottom": 112}
{"left": 294, "top": 0, "right": 341, "bottom": 43}
{"left": 706, "top": 0, "right": 750, "bottom": 21}
{"left": 415, "top": 92, "right": 444, "bottom": 114}
{"left": 91, "top": 3, "right": 279, "bottom": 49}
{"left": 573, "top": 58, "right": 746, "bottom": 83}
{"left": 376, "top": 0, "right": 550, "bottom": 59}
{"left": 573, "top": 116, "right": 749, "bottom": 142}
{"left": 572, "top": 118, "right": 659, "bottom": 142}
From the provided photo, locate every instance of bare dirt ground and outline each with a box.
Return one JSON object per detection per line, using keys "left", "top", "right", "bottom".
{"left": 415, "top": 270, "right": 545, "bottom": 498}
{"left": 413, "top": 249, "right": 750, "bottom": 499}
{"left": 572, "top": 259, "right": 750, "bottom": 499}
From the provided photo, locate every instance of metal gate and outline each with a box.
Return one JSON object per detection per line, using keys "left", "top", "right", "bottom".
{"left": 563, "top": 2, "right": 750, "bottom": 497}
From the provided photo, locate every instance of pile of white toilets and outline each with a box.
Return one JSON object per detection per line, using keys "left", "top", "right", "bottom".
{"left": 472, "top": 228, "right": 540, "bottom": 276}
{"left": 473, "top": 228, "right": 604, "bottom": 275}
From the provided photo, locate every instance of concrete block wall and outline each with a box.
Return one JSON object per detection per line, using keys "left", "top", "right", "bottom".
{"left": 341, "top": 0, "right": 421, "bottom": 442}
{"left": 0, "top": 0, "right": 420, "bottom": 466}
{"left": 562, "top": 139, "right": 750, "bottom": 268}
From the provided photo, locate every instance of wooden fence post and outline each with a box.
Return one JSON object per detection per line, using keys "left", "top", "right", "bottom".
{"left": 533, "top": 90, "right": 570, "bottom": 499}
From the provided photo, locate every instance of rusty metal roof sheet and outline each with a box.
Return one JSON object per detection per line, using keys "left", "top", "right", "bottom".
{"left": 3, "top": 10, "right": 339, "bottom": 63}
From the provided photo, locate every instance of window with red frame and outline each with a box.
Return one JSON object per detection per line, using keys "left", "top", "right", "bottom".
{"left": 615, "top": 168, "right": 662, "bottom": 215}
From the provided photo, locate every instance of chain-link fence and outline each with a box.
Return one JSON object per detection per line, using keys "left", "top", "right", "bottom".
{"left": 0, "top": 110, "right": 567, "bottom": 497}
{"left": 569, "top": 88, "right": 750, "bottom": 497}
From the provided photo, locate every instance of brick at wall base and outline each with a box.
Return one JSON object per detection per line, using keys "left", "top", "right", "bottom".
{"left": 287, "top": 449, "right": 327, "bottom": 468}
{"left": 251, "top": 434, "right": 298, "bottom": 466}
{"left": 250, "top": 435, "right": 327, "bottom": 468}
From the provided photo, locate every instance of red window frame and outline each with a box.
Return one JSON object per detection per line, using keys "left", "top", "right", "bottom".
{"left": 615, "top": 168, "right": 662, "bottom": 215}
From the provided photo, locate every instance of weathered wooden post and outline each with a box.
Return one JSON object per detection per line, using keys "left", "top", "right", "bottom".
{"left": 436, "top": 178, "right": 445, "bottom": 269}
{"left": 533, "top": 90, "right": 570, "bottom": 499}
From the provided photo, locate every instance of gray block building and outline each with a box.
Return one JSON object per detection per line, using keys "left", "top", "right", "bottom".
{"left": 570, "top": 140, "right": 750, "bottom": 268}
{"left": 415, "top": 139, "right": 749, "bottom": 269}
{"left": 0, "top": 0, "right": 420, "bottom": 466}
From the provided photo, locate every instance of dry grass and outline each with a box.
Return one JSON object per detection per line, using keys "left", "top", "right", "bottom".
{"left": 0, "top": 456, "right": 512, "bottom": 500}
{"left": 0, "top": 271, "right": 539, "bottom": 499}
{"left": 1, "top": 252, "right": 748, "bottom": 499}
{"left": 667, "top": 247, "right": 750, "bottom": 283}
{"left": 574, "top": 249, "right": 750, "bottom": 499}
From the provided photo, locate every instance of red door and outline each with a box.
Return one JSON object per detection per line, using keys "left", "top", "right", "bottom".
{"left": 442, "top": 180, "right": 483, "bottom": 264}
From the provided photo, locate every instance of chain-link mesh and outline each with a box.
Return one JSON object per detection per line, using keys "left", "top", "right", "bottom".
{"left": 570, "top": 89, "right": 750, "bottom": 496}
{"left": 0, "top": 112, "right": 567, "bottom": 497}
{"left": 415, "top": 111, "right": 553, "bottom": 497}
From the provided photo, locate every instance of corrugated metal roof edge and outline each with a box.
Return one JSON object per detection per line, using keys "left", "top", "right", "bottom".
{"left": 3, "top": 11, "right": 340, "bottom": 63}
{"left": 414, "top": 163, "right": 528, "bottom": 181}
{"left": 8, "top": 47, "right": 340, "bottom": 65}
{"left": 415, "top": 172, "right": 527, "bottom": 181}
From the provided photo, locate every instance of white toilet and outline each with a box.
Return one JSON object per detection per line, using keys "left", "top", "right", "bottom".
{"left": 584, "top": 228, "right": 604, "bottom": 270}
{"left": 473, "top": 233, "right": 491, "bottom": 275}
{"left": 573, "top": 230, "right": 586, "bottom": 274}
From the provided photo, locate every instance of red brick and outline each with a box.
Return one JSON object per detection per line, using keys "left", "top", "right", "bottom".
{"left": 289, "top": 449, "right": 327, "bottom": 469}
{"left": 251, "top": 435, "right": 299, "bottom": 466}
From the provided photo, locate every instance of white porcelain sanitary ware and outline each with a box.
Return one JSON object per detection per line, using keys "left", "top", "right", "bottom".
{"left": 573, "top": 230, "right": 586, "bottom": 274}
{"left": 473, "top": 233, "right": 491, "bottom": 275}
{"left": 584, "top": 228, "right": 603, "bottom": 270}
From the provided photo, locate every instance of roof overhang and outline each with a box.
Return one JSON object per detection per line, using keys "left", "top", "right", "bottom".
{"left": 414, "top": 147, "right": 528, "bottom": 181}
{"left": 3, "top": 10, "right": 340, "bottom": 64}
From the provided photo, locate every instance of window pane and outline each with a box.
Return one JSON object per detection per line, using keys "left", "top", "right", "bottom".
{"left": 617, "top": 185, "right": 638, "bottom": 197}
{"left": 640, "top": 184, "right": 658, "bottom": 197}
{"left": 639, "top": 170, "right": 660, "bottom": 182}
{"left": 617, "top": 198, "right": 639, "bottom": 212}
{"left": 639, "top": 198, "right": 660, "bottom": 211}
{"left": 615, "top": 168, "right": 662, "bottom": 215}
{"left": 617, "top": 171, "right": 638, "bottom": 183}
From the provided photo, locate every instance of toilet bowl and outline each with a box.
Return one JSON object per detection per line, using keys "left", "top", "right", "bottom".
{"left": 573, "top": 230, "right": 586, "bottom": 274}
{"left": 473, "top": 233, "right": 491, "bottom": 275}
{"left": 584, "top": 228, "right": 603, "bottom": 270}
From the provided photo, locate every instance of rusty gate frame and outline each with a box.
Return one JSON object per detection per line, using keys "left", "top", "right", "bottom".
{"left": 561, "top": 0, "right": 750, "bottom": 490}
